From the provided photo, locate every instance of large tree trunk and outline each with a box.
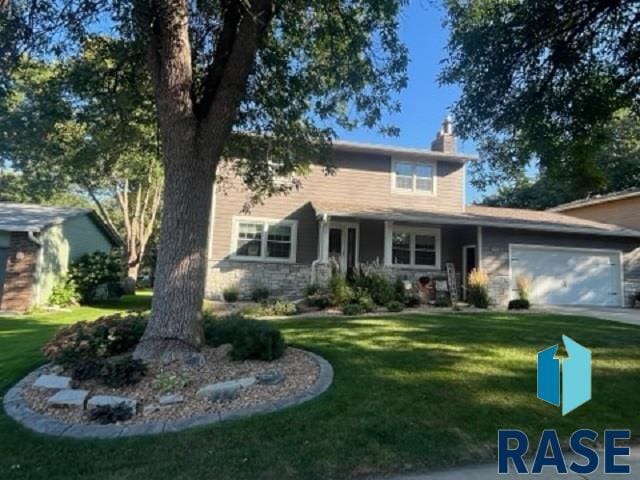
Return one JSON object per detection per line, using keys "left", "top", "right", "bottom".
{"left": 132, "top": 0, "right": 273, "bottom": 362}
{"left": 134, "top": 131, "right": 215, "bottom": 361}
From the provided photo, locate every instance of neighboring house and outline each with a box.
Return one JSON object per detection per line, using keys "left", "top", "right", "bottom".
{"left": 549, "top": 188, "right": 640, "bottom": 231}
{"left": 208, "top": 119, "right": 640, "bottom": 307}
{"left": 0, "top": 203, "right": 120, "bottom": 312}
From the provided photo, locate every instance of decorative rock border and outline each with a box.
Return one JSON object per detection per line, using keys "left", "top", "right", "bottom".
{"left": 2, "top": 350, "right": 333, "bottom": 439}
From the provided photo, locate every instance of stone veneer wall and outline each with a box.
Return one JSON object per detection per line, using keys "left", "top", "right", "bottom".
{"left": 207, "top": 261, "right": 313, "bottom": 300}
{"left": 206, "top": 260, "right": 463, "bottom": 301}
{"left": 0, "top": 232, "right": 39, "bottom": 312}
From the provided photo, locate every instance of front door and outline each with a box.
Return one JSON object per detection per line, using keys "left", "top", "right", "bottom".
{"left": 328, "top": 223, "right": 359, "bottom": 276}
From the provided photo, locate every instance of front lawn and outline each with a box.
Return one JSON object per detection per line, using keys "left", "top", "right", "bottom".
{"left": 2, "top": 303, "right": 640, "bottom": 479}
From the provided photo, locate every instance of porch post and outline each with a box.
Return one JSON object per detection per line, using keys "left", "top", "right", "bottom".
{"left": 384, "top": 220, "right": 393, "bottom": 266}
{"left": 476, "top": 226, "right": 483, "bottom": 269}
{"left": 318, "top": 214, "right": 329, "bottom": 262}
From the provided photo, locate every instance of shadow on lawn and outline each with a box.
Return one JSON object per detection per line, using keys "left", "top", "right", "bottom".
{"left": 1, "top": 310, "right": 640, "bottom": 479}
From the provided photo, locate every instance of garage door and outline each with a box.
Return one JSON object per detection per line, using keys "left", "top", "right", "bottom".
{"left": 510, "top": 245, "right": 622, "bottom": 306}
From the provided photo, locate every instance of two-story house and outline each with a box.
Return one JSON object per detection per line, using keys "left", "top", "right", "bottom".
{"left": 207, "top": 119, "right": 640, "bottom": 307}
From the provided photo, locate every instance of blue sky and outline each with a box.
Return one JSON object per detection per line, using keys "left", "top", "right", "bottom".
{"left": 333, "top": 0, "right": 488, "bottom": 203}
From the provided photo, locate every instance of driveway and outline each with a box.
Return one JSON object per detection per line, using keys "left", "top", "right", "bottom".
{"left": 536, "top": 305, "right": 640, "bottom": 327}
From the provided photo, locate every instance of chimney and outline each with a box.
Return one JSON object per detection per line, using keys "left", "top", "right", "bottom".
{"left": 431, "top": 115, "right": 456, "bottom": 153}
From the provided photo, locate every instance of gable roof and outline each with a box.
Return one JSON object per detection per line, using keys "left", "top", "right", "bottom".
{"left": 310, "top": 201, "right": 640, "bottom": 238}
{"left": 0, "top": 202, "right": 121, "bottom": 246}
{"left": 548, "top": 188, "right": 640, "bottom": 212}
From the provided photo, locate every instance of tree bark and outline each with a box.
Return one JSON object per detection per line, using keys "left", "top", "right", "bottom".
{"left": 133, "top": 0, "right": 274, "bottom": 361}
{"left": 134, "top": 130, "right": 215, "bottom": 361}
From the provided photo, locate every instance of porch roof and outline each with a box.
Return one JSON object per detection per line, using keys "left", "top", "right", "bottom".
{"left": 311, "top": 201, "right": 640, "bottom": 238}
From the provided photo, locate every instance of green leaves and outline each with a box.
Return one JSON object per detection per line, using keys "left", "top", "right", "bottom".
{"left": 442, "top": 0, "right": 640, "bottom": 194}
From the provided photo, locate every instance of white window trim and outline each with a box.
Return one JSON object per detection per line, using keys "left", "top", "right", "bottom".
{"left": 385, "top": 223, "right": 441, "bottom": 270}
{"left": 230, "top": 216, "right": 298, "bottom": 263}
{"left": 390, "top": 156, "right": 437, "bottom": 196}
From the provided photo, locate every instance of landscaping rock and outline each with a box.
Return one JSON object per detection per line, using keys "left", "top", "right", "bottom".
{"left": 33, "top": 374, "right": 71, "bottom": 390}
{"left": 184, "top": 352, "right": 206, "bottom": 368}
{"left": 256, "top": 370, "right": 285, "bottom": 386}
{"left": 47, "top": 389, "right": 88, "bottom": 408}
{"left": 143, "top": 404, "right": 170, "bottom": 416}
{"left": 158, "top": 393, "right": 184, "bottom": 405}
{"left": 196, "top": 377, "right": 256, "bottom": 402}
{"left": 212, "top": 343, "right": 232, "bottom": 360}
{"left": 88, "top": 395, "right": 137, "bottom": 411}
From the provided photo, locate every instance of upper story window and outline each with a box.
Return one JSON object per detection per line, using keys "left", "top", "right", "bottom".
{"left": 392, "top": 159, "right": 436, "bottom": 194}
{"left": 390, "top": 226, "right": 440, "bottom": 269}
{"left": 268, "top": 152, "right": 294, "bottom": 186}
{"left": 231, "top": 217, "right": 297, "bottom": 263}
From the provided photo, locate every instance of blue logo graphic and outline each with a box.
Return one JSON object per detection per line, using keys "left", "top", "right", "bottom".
{"left": 537, "top": 335, "right": 591, "bottom": 415}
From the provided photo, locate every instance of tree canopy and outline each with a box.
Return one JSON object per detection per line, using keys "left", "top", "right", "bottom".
{"left": 442, "top": 0, "right": 640, "bottom": 195}
{"left": 1, "top": 0, "right": 410, "bottom": 359}
{"left": 482, "top": 113, "right": 640, "bottom": 209}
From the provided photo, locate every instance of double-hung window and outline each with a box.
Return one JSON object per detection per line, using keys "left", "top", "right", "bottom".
{"left": 232, "top": 217, "right": 297, "bottom": 262}
{"left": 392, "top": 159, "right": 435, "bottom": 194}
{"left": 390, "top": 226, "right": 440, "bottom": 269}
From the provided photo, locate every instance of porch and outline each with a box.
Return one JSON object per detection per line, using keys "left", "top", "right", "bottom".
{"left": 314, "top": 214, "right": 480, "bottom": 298}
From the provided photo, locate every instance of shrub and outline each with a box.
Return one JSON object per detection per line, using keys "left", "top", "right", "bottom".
{"left": 303, "top": 283, "right": 321, "bottom": 297}
{"left": 71, "top": 358, "right": 104, "bottom": 381}
{"left": 328, "top": 274, "right": 353, "bottom": 305}
{"left": 241, "top": 300, "right": 298, "bottom": 317}
{"left": 222, "top": 287, "right": 239, "bottom": 303}
{"left": 68, "top": 250, "right": 123, "bottom": 303}
{"left": 394, "top": 277, "right": 408, "bottom": 303}
{"left": 250, "top": 286, "right": 270, "bottom": 303}
{"left": 353, "top": 271, "right": 395, "bottom": 306}
{"left": 356, "top": 294, "right": 376, "bottom": 312}
{"left": 515, "top": 275, "right": 530, "bottom": 301}
{"left": 48, "top": 277, "right": 80, "bottom": 307}
{"left": 467, "top": 268, "right": 491, "bottom": 309}
{"left": 98, "top": 355, "right": 147, "bottom": 387}
{"left": 404, "top": 293, "right": 421, "bottom": 308}
{"left": 508, "top": 299, "right": 531, "bottom": 310}
{"left": 204, "top": 314, "right": 286, "bottom": 361}
{"left": 153, "top": 372, "right": 191, "bottom": 393}
{"left": 42, "top": 313, "right": 148, "bottom": 366}
{"left": 342, "top": 303, "right": 364, "bottom": 316}
{"left": 434, "top": 296, "right": 452, "bottom": 308}
{"left": 386, "top": 300, "right": 405, "bottom": 312}
{"left": 306, "top": 293, "right": 331, "bottom": 309}
{"left": 88, "top": 403, "right": 133, "bottom": 424}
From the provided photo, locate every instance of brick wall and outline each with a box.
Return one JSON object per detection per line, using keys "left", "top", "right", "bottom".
{"left": 0, "top": 232, "right": 39, "bottom": 312}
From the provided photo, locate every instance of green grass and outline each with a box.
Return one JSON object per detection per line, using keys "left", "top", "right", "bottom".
{"left": 2, "top": 302, "right": 640, "bottom": 479}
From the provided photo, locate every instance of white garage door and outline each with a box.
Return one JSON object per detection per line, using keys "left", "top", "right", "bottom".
{"left": 510, "top": 245, "right": 622, "bottom": 306}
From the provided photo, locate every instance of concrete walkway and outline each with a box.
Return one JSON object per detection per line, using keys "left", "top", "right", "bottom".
{"left": 537, "top": 305, "right": 640, "bottom": 327}
{"left": 380, "top": 451, "right": 640, "bottom": 479}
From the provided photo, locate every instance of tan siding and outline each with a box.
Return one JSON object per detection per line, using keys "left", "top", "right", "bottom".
{"left": 561, "top": 197, "right": 640, "bottom": 231}
{"left": 211, "top": 150, "right": 465, "bottom": 265}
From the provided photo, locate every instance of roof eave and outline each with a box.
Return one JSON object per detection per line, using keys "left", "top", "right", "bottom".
{"left": 313, "top": 208, "right": 640, "bottom": 239}
{"left": 331, "top": 140, "right": 476, "bottom": 164}
{"left": 549, "top": 190, "right": 640, "bottom": 212}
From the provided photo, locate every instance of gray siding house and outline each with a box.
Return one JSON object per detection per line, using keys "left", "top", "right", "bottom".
{"left": 207, "top": 120, "right": 640, "bottom": 307}
{"left": 0, "top": 203, "right": 120, "bottom": 312}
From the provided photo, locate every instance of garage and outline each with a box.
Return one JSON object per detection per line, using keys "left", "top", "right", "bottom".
{"left": 509, "top": 244, "right": 623, "bottom": 306}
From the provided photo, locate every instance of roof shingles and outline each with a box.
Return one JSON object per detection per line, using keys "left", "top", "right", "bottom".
{"left": 310, "top": 200, "right": 640, "bottom": 238}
